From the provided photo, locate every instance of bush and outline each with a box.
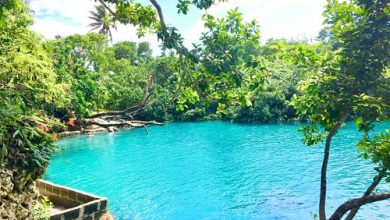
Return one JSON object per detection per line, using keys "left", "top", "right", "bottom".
{"left": 32, "top": 196, "right": 53, "bottom": 220}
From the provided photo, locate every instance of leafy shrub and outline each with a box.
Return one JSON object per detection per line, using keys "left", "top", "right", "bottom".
{"left": 32, "top": 196, "right": 53, "bottom": 220}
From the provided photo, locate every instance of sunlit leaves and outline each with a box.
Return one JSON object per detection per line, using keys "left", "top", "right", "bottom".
{"left": 176, "top": 87, "right": 199, "bottom": 111}
{"left": 294, "top": 0, "right": 389, "bottom": 191}
{"left": 49, "top": 33, "right": 154, "bottom": 115}
{"left": 0, "top": 1, "right": 66, "bottom": 110}
{"left": 114, "top": 2, "right": 157, "bottom": 30}
{"left": 176, "top": 0, "right": 225, "bottom": 14}
{"left": 299, "top": 125, "right": 324, "bottom": 146}
{"left": 184, "top": 9, "right": 263, "bottom": 110}
{"left": 358, "top": 130, "right": 390, "bottom": 180}
{"left": 0, "top": 0, "right": 66, "bottom": 186}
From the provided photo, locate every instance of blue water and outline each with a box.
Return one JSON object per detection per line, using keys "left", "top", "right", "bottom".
{"left": 45, "top": 122, "right": 390, "bottom": 220}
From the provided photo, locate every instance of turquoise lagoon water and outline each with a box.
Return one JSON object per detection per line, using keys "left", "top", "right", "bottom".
{"left": 45, "top": 122, "right": 390, "bottom": 220}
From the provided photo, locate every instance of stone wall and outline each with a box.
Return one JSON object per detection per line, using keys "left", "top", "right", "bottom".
{"left": 36, "top": 180, "right": 108, "bottom": 220}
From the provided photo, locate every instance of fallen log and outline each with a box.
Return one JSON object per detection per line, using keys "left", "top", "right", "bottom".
{"left": 84, "top": 127, "right": 107, "bottom": 133}
{"left": 129, "top": 120, "right": 164, "bottom": 125}
{"left": 83, "top": 118, "right": 131, "bottom": 128}
{"left": 82, "top": 118, "right": 164, "bottom": 129}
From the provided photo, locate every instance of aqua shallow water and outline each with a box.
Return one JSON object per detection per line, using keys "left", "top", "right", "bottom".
{"left": 45, "top": 122, "right": 390, "bottom": 220}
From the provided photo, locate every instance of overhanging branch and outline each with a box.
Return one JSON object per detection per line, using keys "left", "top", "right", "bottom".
{"left": 328, "top": 192, "right": 390, "bottom": 220}
{"left": 97, "top": 0, "right": 116, "bottom": 16}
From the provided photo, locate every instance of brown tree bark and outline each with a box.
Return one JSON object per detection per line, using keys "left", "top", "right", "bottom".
{"left": 328, "top": 193, "right": 390, "bottom": 220}
{"left": 344, "top": 171, "right": 385, "bottom": 220}
{"left": 97, "top": 0, "right": 116, "bottom": 15}
{"left": 319, "top": 115, "right": 348, "bottom": 220}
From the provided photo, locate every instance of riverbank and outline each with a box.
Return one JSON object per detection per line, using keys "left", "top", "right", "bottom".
{"left": 59, "top": 120, "right": 164, "bottom": 138}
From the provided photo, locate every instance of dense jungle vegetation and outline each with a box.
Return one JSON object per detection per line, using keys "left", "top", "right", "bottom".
{"left": 0, "top": 0, "right": 389, "bottom": 219}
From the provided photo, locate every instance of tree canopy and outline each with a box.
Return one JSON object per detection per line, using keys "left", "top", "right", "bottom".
{"left": 293, "top": 0, "right": 389, "bottom": 219}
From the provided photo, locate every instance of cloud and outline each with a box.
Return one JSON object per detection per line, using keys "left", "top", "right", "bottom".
{"left": 111, "top": 24, "right": 160, "bottom": 55}
{"left": 29, "top": 0, "right": 327, "bottom": 55}
{"left": 29, "top": 0, "right": 96, "bottom": 38}
{"left": 29, "top": 0, "right": 161, "bottom": 54}
{"left": 182, "top": 0, "right": 327, "bottom": 46}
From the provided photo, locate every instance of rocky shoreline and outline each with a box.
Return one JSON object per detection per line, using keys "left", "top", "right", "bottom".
{"left": 59, "top": 119, "right": 164, "bottom": 138}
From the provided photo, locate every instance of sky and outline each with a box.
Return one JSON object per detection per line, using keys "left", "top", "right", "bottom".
{"left": 28, "top": 0, "right": 327, "bottom": 55}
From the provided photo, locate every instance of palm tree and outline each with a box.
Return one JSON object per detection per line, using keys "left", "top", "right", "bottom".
{"left": 89, "top": 5, "right": 116, "bottom": 41}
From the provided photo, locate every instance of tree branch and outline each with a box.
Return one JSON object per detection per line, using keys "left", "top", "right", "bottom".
{"left": 148, "top": 0, "right": 207, "bottom": 104}
{"left": 344, "top": 171, "right": 385, "bottom": 220}
{"left": 149, "top": 0, "right": 167, "bottom": 30}
{"left": 328, "top": 193, "right": 390, "bottom": 220}
{"left": 97, "top": 0, "right": 116, "bottom": 16}
{"left": 149, "top": 0, "right": 192, "bottom": 57}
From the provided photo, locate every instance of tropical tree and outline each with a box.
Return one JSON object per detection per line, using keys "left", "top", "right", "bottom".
{"left": 89, "top": 4, "right": 116, "bottom": 41}
{"left": 97, "top": 0, "right": 234, "bottom": 102}
{"left": 112, "top": 41, "right": 153, "bottom": 65}
{"left": 47, "top": 33, "right": 109, "bottom": 117}
{"left": 293, "top": 0, "right": 390, "bottom": 219}
{"left": 0, "top": 0, "right": 66, "bottom": 218}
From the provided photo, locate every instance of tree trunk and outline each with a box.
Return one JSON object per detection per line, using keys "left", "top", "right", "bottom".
{"left": 344, "top": 171, "right": 385, "bottom": 220}
{"left": 319, "top": 115, "right": 348, "bottom": 220}
{"left": 328, "top": 193, "right": 390, "bottom": 220}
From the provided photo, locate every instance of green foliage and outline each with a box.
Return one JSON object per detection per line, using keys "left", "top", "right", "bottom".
{"left": 2, "top": 1, "right": 389, "bottom": 218}
{"left": 47, "top": 33, "right": 153, "bottom": 117}
{"left": 112, "top": 1, "right": 158, "bottom": 37}
{"left": 104, "top": 60, "right": 150, "bottom": 110}
{"left": 229, "top": 90, "right": 287, "bottom": 123}
{"left": 299, "top": 125, "right": 324, "bottom": 146}
{"left": 0, "top": 103, "right": 53, "bottom": 175}
{"left": 47, "top": 33, "right": 108, "bottom": 116}
{"left": 113, "top": 41, "right": 137, "bottom": 62}
{"left": 112, "top": 41, "right": 152, "bottom": 64}
{"left": 227, "top": 43, "right": 310, "bottom": 123}
{"left": 294, "top": 0, "right": 389, "bottom": 141}
{"left": 103, "top": 0, "right": 225, "bottom": 47}
{"left": 292, "top": 0, "right": 389, "bottom": 217}
{"left": 176, "top": 0, "right": 226, "bottom": 14}
{"left": 32, "top": 196, "right": 53, "bottom": 220}
{"left": 0, "top": 2, "right": 66, "bottom": 111}
{"left": 170, "top": 10, "right": 264, "bottom": 115}
{"left": 358, "top": 130, "right": 390, "bottom": 182}
{"left": 89, "top": 5, "right": 117, "bottom": 40}
{"left": 0, "top": 0, "right": 65, "bottom": 189}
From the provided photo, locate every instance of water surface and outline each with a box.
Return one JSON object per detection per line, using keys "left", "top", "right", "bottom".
{"left": 45, "top": 122, "right": 390, "bottom": 219}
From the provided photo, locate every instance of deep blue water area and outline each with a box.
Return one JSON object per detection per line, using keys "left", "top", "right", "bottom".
{"left": 45, "top": 122, "right": 390, "bottom": 219}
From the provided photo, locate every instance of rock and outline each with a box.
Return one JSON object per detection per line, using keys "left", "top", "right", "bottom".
{"left": 85, "top": 124, "right": 102, "bottom": 130}
{"left": 0, "top": 168, "right": 39, "bottom": 220}
{"left": 107, "top": 127, "right": 119, "bottom": 132}
{"left": 84, "top": 127, "right": 106, "bottom": 133}
{"left": 0, "top": 169, "right": 13, "bottom": 197}
{"left": 58, "top": 130, "right": 81, "bottom": 138}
